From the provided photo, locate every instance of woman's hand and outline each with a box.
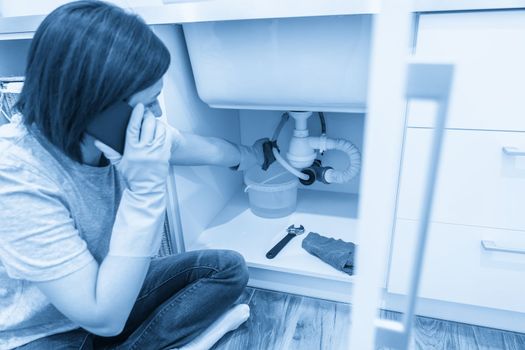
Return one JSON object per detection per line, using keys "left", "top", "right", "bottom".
{"left": 95, "top": 103, "right": 172, "bottom": 195}
{"left": 235, "top": 138, "right": 275, "bottom": 171}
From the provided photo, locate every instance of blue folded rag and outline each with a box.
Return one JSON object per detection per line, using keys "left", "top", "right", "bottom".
{"left": 301, "top": 232, "right": 356, "bottom": 275}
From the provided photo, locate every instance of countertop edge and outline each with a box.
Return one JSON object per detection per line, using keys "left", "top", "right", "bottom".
{"left": 0, "top": 1, "right": 524, "bottom": 37}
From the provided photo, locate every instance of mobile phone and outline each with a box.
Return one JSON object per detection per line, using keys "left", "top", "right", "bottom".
{"left": 86, "top": 101, "right": 133, "bottom": 155}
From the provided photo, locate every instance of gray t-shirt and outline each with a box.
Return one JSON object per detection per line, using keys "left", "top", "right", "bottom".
{"left": 0, "top": 119, "right": 125, "bottom": 349}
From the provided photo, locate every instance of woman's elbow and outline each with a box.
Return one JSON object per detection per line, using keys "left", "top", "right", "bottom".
{"left": 83, "top": 319, "right": 126, "bottom": 337}
{"left": 77, "top": 310, "right": 127, "bottom": 337}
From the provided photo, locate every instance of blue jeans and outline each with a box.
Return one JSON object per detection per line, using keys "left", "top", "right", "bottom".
{"left": 17, "top": 249, "right": 249, "bottom": 350}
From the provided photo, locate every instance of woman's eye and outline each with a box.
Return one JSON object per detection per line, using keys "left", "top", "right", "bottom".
{"left": 146, "top": 100, "right": 158, "bottom": 109}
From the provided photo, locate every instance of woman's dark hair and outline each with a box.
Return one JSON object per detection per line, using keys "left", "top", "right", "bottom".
{"left": 16, "top": 0, "right": 171, "bottom": 162}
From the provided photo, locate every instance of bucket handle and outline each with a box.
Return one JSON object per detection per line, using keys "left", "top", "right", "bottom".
{"left": 244, "top": 171, "right": 290, "bottom": 193}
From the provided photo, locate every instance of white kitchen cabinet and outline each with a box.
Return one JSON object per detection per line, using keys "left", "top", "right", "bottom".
{"left": 388, "top": 9, "right": 525, "bottom": 332}
{"left": 397, "top": 128, "right": 525, "bottom": 231}
{"left": 390, "top": 219, "right": 525, "bottom": 312}
{"left": 151, "top": 21, "right": 384, "bottom": 303}
{"left": 407, "top": 10, "right": 525, "bottom": 131}
{"left": 0, "top": 0, "right": 163, "bottom": 17}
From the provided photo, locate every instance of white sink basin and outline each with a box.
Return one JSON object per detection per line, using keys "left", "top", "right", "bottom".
{"left": 183, "top": 14, "right": 372, "bottom": 112}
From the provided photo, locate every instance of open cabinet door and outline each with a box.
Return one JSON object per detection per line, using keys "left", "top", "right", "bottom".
{"left": 349, "top": 1, "right": 455, "bottom": 349}
{"left": 347, "top": 1, "right": 414, "bottom": 348}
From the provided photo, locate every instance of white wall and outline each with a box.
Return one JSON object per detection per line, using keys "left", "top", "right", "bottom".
{"left": 240, "top": 110, "right": 365, "bottom": 194}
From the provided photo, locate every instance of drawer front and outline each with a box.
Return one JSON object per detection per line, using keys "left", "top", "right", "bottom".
{"left": 388, "top": 219, "right": 525, "bottom": 312}
{"left": 398, "top": 128, "right": 525, "bottom": 231}
{"left": 410, "top": 11, "right": 525, "bottom": 131}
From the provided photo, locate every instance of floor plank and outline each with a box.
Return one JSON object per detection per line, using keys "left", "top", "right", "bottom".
{"left": 213, "top": 288, "right": 525, "bottom": 350}
{"left": 280, "top": 291, "right": 350, "bottom": 349}
{"left": 213, "top": 288, "right": 350, "bottom": 349}
{"left": 380, "top": 309, "right": 525, "bottom": 350}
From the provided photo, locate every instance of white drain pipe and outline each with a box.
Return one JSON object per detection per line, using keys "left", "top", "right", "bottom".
{"left": 308, "top": 136, "right": 361, "bottom": 184}
{"left": 274, "top": 111, "right": 361, "bottom": 184}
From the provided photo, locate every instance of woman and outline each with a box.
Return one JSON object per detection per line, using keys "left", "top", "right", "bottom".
{"left": 0, "top": 1, "right": 267, "bottom": 349}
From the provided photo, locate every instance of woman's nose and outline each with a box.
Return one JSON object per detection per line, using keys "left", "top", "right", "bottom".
{"left": 149, "top": 100, "right": 163, "bottom": 118}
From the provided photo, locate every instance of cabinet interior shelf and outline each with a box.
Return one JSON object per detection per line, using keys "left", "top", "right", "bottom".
{"left": 187, "top": 188, "right": 359, "bottom": 283}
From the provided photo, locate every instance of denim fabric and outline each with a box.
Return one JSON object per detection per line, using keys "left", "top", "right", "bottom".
{"left": 301, "top": 232, "right": 356, "bottom": 275}
{"left": 16, "top": 249, "right": 249, "bottom": 350}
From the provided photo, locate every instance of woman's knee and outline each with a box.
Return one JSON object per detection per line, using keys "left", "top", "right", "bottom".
{"left": 217, "top": 250, "right": 249, "bottom": 290}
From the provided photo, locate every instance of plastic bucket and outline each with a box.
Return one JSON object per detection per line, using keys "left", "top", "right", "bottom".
{"left": 244, "top": 164, "right": 299, "bottom": 218}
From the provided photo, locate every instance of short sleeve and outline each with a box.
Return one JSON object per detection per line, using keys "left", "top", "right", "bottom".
{"left": 0, "top": 165, "right": 94, "bottom": 282}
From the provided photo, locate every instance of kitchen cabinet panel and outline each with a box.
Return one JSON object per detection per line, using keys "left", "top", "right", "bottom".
{"left": 411, "top": 11, "right": 525, "bottom": 131}
{"left": 398, "top": 128, "right": 525, "bottom": 231}
{"left": 389, "top": 219, "right": 525, "bottom": 313}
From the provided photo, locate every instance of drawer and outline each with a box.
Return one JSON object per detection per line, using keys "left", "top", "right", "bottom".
{"left": 388, "top": 219, "right": 525, "bottom": 313}
{"left": 410, "top": 11, "right": 525, "bottom": 131}
{"left": 398, "top": 128, "right": 525, "bottom": 231}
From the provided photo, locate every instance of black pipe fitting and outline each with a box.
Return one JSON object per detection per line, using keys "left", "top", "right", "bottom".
{"left": 299, "top": 159, "right": 333, "bottom": 186}
{"left": 300, "top": 168, "right": 316, "bottom": 186}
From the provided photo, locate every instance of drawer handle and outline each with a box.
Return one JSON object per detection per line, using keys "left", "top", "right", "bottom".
{"left": 502, "top": 147, "right": 525, "bottom": 157}
{"left": 481, "top": 240, "right": 525, "bottom": 255}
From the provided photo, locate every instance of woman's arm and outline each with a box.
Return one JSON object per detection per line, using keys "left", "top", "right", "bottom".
{"left": 1, "top": 168, "right": 162, "bottom": 337}
{"left": 170, "top": 129, "right": 241, "bottom": 167}
{"left": 35, "top": 106, "right": 171, "bottom": 336}
{"left": 167, "top": 124, "right": 268, "bottom": 170}
{"left": 36, "top": 183, "right": 166, "bottom": 337}
{"left": 36, "top": 254, "right": 151, "bottom": 336}
{"left": 36, "top": 188, "right": 166, "bottom": 336}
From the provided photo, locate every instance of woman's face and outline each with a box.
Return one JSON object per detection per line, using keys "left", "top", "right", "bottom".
{"left": 127, "top": 79, "right": 164, "bottom": 117}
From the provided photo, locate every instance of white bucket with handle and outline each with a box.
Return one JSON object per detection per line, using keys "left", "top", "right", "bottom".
{"left": 244, "top": 163, "right": 299, "bottom": 218}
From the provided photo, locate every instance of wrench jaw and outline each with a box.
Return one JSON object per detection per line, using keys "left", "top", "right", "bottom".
{"left": 287, "top": 224, "right": 305, "bottom": 236}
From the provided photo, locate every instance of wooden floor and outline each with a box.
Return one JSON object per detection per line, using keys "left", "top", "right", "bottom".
{"left": 211, "top": 287, "right": 525, "bottom": 350}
